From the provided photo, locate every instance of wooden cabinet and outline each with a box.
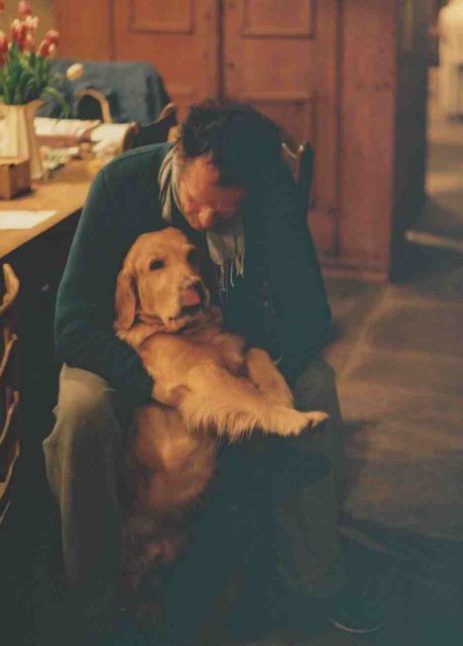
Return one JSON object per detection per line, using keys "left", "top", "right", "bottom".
{"left": 54, "top": 0, "right": 430, "bottom": 280}
{"left": 113, "top": 0, "right": 220, "bottom": 113}
{"left": 222, "top": 0, "right": 340, "bottom": 261}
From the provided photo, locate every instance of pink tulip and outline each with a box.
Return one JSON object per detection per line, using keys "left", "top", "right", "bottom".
{"left": 18, "top": 1, "right": 32, "bottom": 18}
{"left": 0, "top": 31, "right": 8, "bottom": 54}
{"left": 44, "top": 29, "right": 59, "bottom": 46}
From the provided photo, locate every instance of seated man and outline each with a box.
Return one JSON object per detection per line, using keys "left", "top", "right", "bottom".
{"left": 43, "top": 99, "right": 379, "bottom": 645}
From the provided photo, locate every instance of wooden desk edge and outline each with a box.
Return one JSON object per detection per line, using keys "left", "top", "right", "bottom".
{"left": 0, "top": 161, "right": 94, "bottom": 260}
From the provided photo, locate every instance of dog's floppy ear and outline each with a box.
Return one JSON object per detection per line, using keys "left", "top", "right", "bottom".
{"left": 114, "top": 267, "right": 137, "bottom": 331}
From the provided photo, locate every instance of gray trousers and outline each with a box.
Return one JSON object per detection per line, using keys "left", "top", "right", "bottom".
{"left": 43, "top": 356, "right": 345, "bottom": 633}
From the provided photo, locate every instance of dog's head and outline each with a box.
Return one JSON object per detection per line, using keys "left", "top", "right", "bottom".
{"left": 114, "top": 227, "right": 209, "bottom": 334}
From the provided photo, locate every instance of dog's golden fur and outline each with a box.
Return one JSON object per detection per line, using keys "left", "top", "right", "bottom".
{"left": 114, "top": 227, "right": 327, "bottom": 605}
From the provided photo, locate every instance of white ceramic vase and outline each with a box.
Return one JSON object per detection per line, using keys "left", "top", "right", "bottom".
{"left": 0, "top": 99, "right": 44, "bottom": 180}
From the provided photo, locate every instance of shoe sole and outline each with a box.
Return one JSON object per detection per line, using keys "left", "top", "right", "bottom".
{"left": 328, "top": 616, "right": 381, "bottom": 634}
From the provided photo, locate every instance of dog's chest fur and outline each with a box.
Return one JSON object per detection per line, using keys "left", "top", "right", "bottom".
{"left": 139, "top": 322, "right": 248, "bottom": 379}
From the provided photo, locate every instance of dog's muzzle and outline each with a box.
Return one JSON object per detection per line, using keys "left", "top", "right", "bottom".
{"left": 180, "top": 279, "right": 207, "bottom": 314}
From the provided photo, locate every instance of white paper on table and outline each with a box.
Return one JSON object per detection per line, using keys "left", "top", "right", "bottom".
{"left": 90, "top": 123, "right": 132, "bottom": 142}
{"left": 0, "top": 210, "right": 57, "bottom": 229}
{"left": 35, "top": 117, "right": 101, "bottom": 139}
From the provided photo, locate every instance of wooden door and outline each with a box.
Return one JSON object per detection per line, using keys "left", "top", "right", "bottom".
{"left": 54, "top": 1, "right": 113, "bottom": 60}
{"left": 222, "top": 0, "right": 340, "bottom": 255}
{"left": 113, "top": 0, "right": 221, "bottom": 119}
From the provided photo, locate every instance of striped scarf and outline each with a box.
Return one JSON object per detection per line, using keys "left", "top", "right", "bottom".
{"left": 158, "top": 147, "right": 245, "bottom": 293}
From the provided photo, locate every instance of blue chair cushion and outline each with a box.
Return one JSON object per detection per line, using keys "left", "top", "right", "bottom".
{"left": 39, "top": 59, "right": 171, "bottom": 124}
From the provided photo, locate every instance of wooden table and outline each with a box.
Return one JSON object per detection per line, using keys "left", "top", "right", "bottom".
{"left": 0, "top": 160, "right": 96, "bottom": 260}
{"left": 0, "top": 160, "right": 96, "bottom": 463}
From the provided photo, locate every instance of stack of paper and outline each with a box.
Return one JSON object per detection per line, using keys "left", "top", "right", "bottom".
{"left": 34, "top": 117, "right": 101, "bottom": 147}
{"left": 91, "top": 123, "right": 136, "bottom": 155}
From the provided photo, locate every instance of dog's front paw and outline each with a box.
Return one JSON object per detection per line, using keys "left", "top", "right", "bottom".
{"left": 301, "top": 410, "right": 329, "bottom": 431}
{"left": 268, "top": 408, "right": 327, "bottom": 437}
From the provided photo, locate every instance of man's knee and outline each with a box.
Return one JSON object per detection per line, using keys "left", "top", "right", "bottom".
{"left": 43, "top": 366, "right": 125, "bottom": 459}
{"left": 292, "top": 356, "right": 346, "bottom": 502}
{"left": 293, "top": 355, "right": 339, "bottom": 414}
{"left": 43, "top": 366, "right": 128, "bottom": 499}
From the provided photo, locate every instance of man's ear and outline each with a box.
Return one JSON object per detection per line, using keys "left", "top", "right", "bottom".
{"left": 114, "top": 268, "right": 137, "bottom": 331}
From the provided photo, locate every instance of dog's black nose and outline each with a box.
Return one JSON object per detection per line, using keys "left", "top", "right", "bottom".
{"left": 181, "top": 279, "right": 206, "bottom": 308}
{"left": 186, "top": 279, "right": 206, "bottom": 297}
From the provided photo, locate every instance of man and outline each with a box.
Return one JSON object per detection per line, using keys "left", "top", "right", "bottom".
{"left": 43, "top": 100, "right": 378, "bottom": 645}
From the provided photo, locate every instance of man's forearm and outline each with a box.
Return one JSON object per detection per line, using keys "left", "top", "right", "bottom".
{"left": 56, "top": 318, "right": 154, "bottom": 405}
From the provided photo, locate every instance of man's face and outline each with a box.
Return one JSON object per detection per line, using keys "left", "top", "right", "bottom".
{"left": 177, "top": 156, "right": 246, "bottom": 231}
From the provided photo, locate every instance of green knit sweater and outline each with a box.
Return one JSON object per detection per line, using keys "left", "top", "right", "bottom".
{"left": 55, "top": 143, "right": 331, "bottom": 405}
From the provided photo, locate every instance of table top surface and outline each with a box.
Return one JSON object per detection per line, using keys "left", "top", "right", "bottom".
{"left": 0, "top": 160, "right": 98, "bottom": 260}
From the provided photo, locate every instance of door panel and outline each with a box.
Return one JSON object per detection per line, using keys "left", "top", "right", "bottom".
{"left": 239, "top": 0, "right": 315, "bottom": 37}
{"left": 54, "top": 0, "right": 113, "bottom": 60}
{"left": 223, "top": 0, "right": 340, "bottom": 255}
{"left": 113, "top": 0, "right": 220, "bottom": 119}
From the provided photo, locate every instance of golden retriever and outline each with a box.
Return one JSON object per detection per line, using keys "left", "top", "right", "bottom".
{"left": 114, "top": 227, "right": 327, "bottom": 611}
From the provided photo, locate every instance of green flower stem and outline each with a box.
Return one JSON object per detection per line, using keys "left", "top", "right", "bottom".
{"left": 0, "top": 41, "right": 69, "bottom": 110}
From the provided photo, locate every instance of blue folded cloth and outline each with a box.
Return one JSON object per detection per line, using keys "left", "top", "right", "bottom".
{"left": 39, "top": 59, "right": 171, "bottom": 124}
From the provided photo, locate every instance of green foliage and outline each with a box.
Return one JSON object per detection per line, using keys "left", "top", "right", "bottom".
{"left": 0, "top": 42, "right": 68, "bottom": 114}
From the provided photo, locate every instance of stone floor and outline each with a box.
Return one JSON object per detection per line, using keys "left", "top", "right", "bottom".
{"left": 322, "top": 246, "right": 463, "bottom": 646}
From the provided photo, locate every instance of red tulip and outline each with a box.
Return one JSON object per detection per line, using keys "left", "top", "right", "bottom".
{"left": 0, "top": 1, "right": 5, "bottom": 13}
{"left": 0, "top": 31, "right": 8, "bottom": 54}
{"left": 18, "top": 1, "right": 32, "bottom": 18}
{"left": 11, "top": 18, "right": 27, "bottom": 46}
{"left": 37, "top": 38, "right": 50, "bottom": 57}
{"left": 24, "top": 31, "right": 35, "bottom": 52}
{"left": 44, "top": 29, "right": 59, "bottom": 46}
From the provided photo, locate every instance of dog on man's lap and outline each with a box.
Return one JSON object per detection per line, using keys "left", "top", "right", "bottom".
{"left": 114, "top": 226, "right": 328, "bottom": 617}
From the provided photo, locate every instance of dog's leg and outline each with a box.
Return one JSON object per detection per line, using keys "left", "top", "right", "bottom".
{"left": 245, "top": 347, "right": 294, "bottom": 406}
{"left": 180, "top": 363, "right": 328, "bottom": 440}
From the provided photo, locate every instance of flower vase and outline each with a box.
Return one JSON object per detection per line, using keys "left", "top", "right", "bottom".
{"left": 0, "top": 100, "right": 44, "bottom": 180}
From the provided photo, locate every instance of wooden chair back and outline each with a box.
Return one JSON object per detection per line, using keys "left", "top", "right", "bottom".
{"left": 130, "top": 103, "right": 178, "bottom": 149}
{"left": 0, "top": 264, "right": 21, "bottom": 525}
{"left": 282, "top": 141, "right": 314, "bottom": 215}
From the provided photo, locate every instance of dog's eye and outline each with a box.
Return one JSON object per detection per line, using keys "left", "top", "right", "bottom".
{"left": 187, "top": 249, "right": 199, "bottom": 267}
{"left": 149, "top": 259, "right": 165, "bottom": 271}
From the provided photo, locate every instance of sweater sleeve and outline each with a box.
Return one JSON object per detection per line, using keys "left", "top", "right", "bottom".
{"left": 55, "top": 166, "right": 154, "bottom": 405}
{"left": 261, "top": 166, "right": 332, "bottom": 384}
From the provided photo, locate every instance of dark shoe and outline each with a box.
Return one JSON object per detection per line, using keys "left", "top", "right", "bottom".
{"left": 327, "top": 593, "right": 382, "bottom": 634}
